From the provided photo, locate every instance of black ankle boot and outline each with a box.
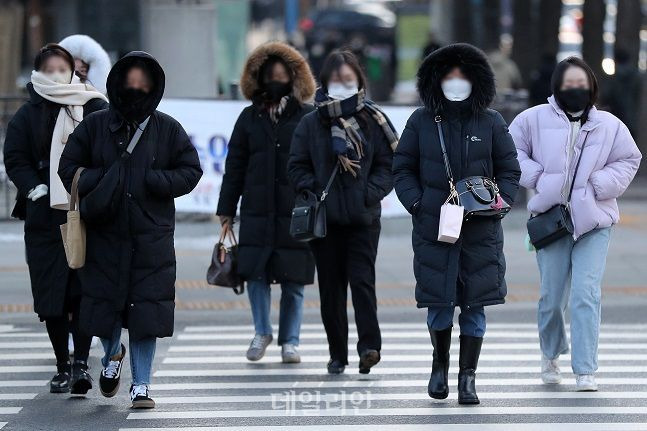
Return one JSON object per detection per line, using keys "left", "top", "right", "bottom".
{"left": 50, "top": 362, "right": 71, "bottom": 393}
{"left": 428, "top": 327, "right": 452, "bottom": 399}
{"left": 458, "top": 334, "right": 483, "bottom": 405}
{"left": 70, "top": 360, "right": 93, "bottom": 395}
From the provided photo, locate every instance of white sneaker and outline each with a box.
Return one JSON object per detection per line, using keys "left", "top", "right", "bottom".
{"left": 281, "top": 344, "right": 301, "bottom": 364}
{"left": 246, "top": 334, "right": 273, "bottom": 361}
{"left": 541, "top": 356, "right": 562, "bottom": 384}
{"left": 576, "top": 374, "right": 598, "bottom": 391}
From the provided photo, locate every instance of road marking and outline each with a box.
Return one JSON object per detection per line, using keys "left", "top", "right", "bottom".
{"left": 0, "top": 394, "right": 38, "bottom": 400}
{"left": 0, "top": 408, "right": 21, "bottom": 415}
{"left": 152, "top": 391, "right": 647, "bottom": 404}
{"left": 162, "top": 352, "right": 647, "bottom": 364}
{"left": 116, "top": 424, "right": 647, "bottom": 431}
{"left": 0, "top": 366, "right": 54, "bottom": 374}
{"left": 154, "top": 365, "right": 647, "bottom": 377}
{"left": 0, "top": 353, "right": 55, "bottom": 360}
{"left": 0, "top": 380, "right": 48, "bottom": 388}
{"left": 176, "top": 331, "right": 647, "bottom": 340}
{"left": 0, "top": 423, "right": 6, "bottom": 430}
{"left": 167, "top": 342, "right": 647, "bottom": 352}
{"left": 0, "top": 333, "right": 48, "bottom": 338}
{"left": 183, "top": 323, "right": 647, "bottom": 332}
{"left": 149, "top": 377, "right": 647, "bottom": 391}
{"left": 0, "top": 342, "right": 54, "bottom": 349}
{"left": 126, "top": 406, "right": 647, "bottom": 419}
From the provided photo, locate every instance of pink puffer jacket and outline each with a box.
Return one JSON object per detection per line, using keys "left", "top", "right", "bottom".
{"left": 510, "top": 96, "right": 642, "bottom": 238}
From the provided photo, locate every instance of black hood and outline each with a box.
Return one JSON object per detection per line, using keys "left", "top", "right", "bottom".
{"left": 106, "top": 51, "right": 165, "bottom": 122}
{"left": 417, "top": 43, "right": 495, "bottom": 114}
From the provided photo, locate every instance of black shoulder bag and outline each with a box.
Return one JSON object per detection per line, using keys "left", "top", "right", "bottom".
{"left": 435, "top": 116, "right": 511, "bottom": 220}
{"left": 289, "top": 162, "right": 339, "bottom": 242}
{"left": 526, "top": 132, "right": 588, "bottom": 250}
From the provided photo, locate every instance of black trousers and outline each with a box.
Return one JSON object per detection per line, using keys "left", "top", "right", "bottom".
{"left": 310, "top": 220, "right": 382, "bottom": 364}
{"left": 45, "top": 292, "right": 92, "bottom": 367}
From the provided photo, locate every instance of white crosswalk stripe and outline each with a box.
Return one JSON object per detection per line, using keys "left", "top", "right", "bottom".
{"left": 0, "top": 325, "right": 48, "bottom": 431}
{"left": 5, "top": 322, "right": 647, "bottom": 430}
{"left": 117, "top": 322, "right": 647, "bottom": 430}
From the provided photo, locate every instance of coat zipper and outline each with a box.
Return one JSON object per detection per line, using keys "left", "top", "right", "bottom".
{"left": 464, "top": 134, "right": 470, "bottom": 170}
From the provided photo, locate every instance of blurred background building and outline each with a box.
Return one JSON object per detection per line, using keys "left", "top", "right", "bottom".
{"left": 0, "top": 0, "right": 645, "bottom": 217}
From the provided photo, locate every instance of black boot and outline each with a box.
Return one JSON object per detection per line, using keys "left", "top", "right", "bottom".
{"left": 458, "top": 334, "right": 483, "bottom": 405}
{"left": 50, "top": 362, "right": 71, "bottom": 393}
{"left": 70, "top": 360, "right": 93, "bottom": 395}
{"left": 428, "top": 327, "right": 452, "bottom": 399}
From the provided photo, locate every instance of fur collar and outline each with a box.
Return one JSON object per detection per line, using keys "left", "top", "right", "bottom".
{"left": 417, "top": 43, "right": 495, "bottom": 114}
{"left": 240, "top": 42, "right": 316, "bottom": 104}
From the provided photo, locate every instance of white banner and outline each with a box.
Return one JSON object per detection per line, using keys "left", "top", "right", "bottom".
{"left": 158, "top": 99, "right": 418, "bottom": 217}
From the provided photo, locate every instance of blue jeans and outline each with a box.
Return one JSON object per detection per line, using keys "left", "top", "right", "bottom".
{"left": 247, "top": 281, "right": 304, "bottom": 345}
{"left": 427, "top": 306, "right": 486, "bottom": 337}
{"left": 536, "top": 227, "right": 611, "bottom": 375}
{"left": 101, "top": 323, "right": 157, "bottom": 386}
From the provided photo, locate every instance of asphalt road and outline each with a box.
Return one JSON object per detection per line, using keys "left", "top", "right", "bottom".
{"left": 1, "top": 199, "right": 647, "bottom": 431}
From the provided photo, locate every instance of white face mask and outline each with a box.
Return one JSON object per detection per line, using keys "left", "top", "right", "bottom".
{"left": 441, "top": 78, "right": 472, "bottom": 101}
{"left": 46, "top": 71, "right": 72, "bottom": 85}
{"left": 327, "top": 81, "right": 359, "bottom": 100}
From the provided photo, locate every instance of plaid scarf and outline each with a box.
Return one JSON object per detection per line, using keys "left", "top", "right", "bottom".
{"left": 268, "top": 95, "right": 290, "bottom": 124}
{"left": 315, "top": 88, "right": 399, "bottom": 177}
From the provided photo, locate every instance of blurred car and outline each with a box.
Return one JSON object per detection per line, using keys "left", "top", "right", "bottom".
{"left": 300, "top": 3, "right": 397, "bottom": 101}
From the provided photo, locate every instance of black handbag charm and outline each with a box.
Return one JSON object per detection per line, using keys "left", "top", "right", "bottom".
{"left": 206, "top": 227, "right": 244, "bottom": 294}
{"left": 290, "top": 162, "right": 339, "bottom": 242}
{"left": 527, "top": 132, "right": 589, "bottom": 250}
{"left": 435, "top": 116, "right": 510, "bottom": 220}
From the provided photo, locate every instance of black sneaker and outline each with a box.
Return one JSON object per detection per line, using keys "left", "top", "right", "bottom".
{"left": 50, "top": 362, "right": 71, "bottom": 393}
{"left": 359, "top": 349, "right": 380, "bottom": 374}
{"left": 327, "top": 358, "right": 346, "bottom": 374}
{"left": 130, "top": 384, "right": 155, "bottom": 409}
{"left": 99, "top": 343, "right": 126, "bottom": 398}
{"left": 70, "top": 360, "right": 93, "bottom": 396}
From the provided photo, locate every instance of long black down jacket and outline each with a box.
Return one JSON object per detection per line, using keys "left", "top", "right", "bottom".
{"left": 393, "top": 44, "right": 521, "bottom": 309}
{"left": 217, "top": 42, "right": 316, "bottom": 285}
{"left": 3, "top": 84, "right": 107, "bottom": 318}
{"left": 58, "top": 52, "right": 202, "bottom": 340}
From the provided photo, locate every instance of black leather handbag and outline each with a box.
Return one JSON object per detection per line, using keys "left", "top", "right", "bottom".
{"left": 290, "top": 163, "right": 339, "bottom": 242}
{"left": 206, "top": 227, "right": 244, "bottom": 294}
{"left": 527, "top": 132, "right": 588, "bottom": 250}
{"left": 435, "top": 117, "right": 510, "bottom": 220}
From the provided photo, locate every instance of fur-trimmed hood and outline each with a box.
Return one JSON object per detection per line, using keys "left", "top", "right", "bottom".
{"left": 59, "top": 34, "right": 111, "bottom": 94}
{"left": 240, "top": 42, "right": 316, "bottom": 103}
{"left": 417, "top": 43, "right": 495, "bottom": 114}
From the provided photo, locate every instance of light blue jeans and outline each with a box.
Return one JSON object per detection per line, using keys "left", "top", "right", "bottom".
{"left": 247, "top": 281, "right": 304, "bottom": 345}
{"left": 101, "top": 323, "right": 157, "bottom": 386}
{"left": 536, "top": 227, "right": 611, "bottom": 375}
{"left": 427, "top": 306, "right": 486, "bottom": 337}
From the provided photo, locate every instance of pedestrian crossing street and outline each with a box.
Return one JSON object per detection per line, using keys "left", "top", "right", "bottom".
{"left": 3, "top": 322, "right": 647, "bottom": 430}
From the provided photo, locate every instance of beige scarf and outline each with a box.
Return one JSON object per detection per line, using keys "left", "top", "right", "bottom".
{"left": 30, "top": 71, "right": 107, "bottom": 209}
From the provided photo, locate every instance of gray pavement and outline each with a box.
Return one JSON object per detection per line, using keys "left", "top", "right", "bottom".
{"left": 1, "top": 198, "right": 647, "bottom": 430}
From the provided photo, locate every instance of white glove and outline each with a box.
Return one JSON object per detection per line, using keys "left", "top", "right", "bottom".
{"left": 27, "top": 184, "right": 48, "bottom": 201}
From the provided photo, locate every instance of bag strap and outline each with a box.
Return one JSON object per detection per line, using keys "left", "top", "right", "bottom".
{"left": 69, "top": 167, "right": 85, "bottom": 211}
{"left": 566, "top": 131, "right": 589, "bottom": 203}
{"left": 320, "top": 161, "right": 340, "bottom": 202}
{"left": 434, "top": 116, "right": 455, "bottom": 187}
{"left": 125, "top": 116, "right": 151, "bottom": 155}
{"left": 219, "top": 225, "right": 238, "bottom": 246}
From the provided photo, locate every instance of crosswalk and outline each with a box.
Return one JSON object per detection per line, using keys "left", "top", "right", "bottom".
{"left": 0, "top": 325, "right": 44, "bottom": 431}
{"left": 3, "top": 322, "right": 647, "bottom": 430}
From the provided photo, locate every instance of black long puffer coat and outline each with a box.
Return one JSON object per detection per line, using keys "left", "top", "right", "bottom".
{"left": 217, "top": 42, "right": 317, "bottom": 285}
{"left": 393, "top": 43, "right": 521, "bottom": 309}
{"left": 3, "top": 84, "right": 107, "bottom": 318}
{"left": 58, "top": 52, "right": 202, "bottom": 340}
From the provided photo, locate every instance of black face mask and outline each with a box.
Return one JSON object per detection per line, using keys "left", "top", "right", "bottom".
{"left": 119, "top": 87, "right": 150, "bottom": 122}
{"left": 263, "top": 81, "right": 291, "bottom": 102}
{"left": 555, "top": 88, "right": 590, "bottom": 113}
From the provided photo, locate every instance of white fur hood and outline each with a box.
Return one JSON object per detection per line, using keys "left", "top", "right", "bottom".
{"left": 59, "top": 34, "right": 111, "bottom": 94}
